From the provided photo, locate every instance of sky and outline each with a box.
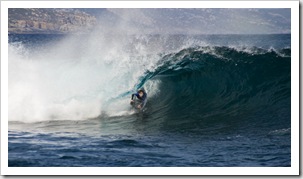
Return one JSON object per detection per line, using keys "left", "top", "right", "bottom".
{"left": 93, "top": 8, "right": 291, "bottom": 34}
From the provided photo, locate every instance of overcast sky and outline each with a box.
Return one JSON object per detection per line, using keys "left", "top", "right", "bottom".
{"left": 95, "top": 8, "right": 291, "bottom": 34}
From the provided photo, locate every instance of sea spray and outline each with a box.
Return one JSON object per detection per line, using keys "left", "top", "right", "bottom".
{"left": 8, "top": 34, "right": 163, "bottom": 122}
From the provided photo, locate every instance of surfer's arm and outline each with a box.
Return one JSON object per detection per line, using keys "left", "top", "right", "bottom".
{"left": 131, "top": 93, "right": 136, "bottom": 100}
{"left": 131, "top": 93, "right": 139, "bottom": 103}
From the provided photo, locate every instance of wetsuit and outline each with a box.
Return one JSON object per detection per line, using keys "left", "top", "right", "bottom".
{"left": 131, "top": 91, "right": 147, "bottom": 109}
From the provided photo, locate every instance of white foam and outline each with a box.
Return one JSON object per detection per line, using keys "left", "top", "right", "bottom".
{"left": 8, "top": 32, "right": 163, "bottom": 122}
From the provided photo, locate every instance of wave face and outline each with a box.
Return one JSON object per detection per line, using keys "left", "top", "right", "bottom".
{"left": 143, "top": 46, "right": 291, "bottom": 133}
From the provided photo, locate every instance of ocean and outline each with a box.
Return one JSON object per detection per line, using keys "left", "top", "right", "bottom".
{"left": 8, "top": 33, "right": 291, "bottom": 167}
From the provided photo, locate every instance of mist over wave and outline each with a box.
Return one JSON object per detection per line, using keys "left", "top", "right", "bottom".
{"left": 8, "top": 34, "right": 159, "bottom": 122}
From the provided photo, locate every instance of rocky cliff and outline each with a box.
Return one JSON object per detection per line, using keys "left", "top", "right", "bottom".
{"left": 8, "top": 8, "right": 97, "bottom": 34}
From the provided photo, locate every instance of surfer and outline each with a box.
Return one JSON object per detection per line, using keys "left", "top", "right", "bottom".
{"left": 130, "top": 88, "right": 147, "bottom": 109}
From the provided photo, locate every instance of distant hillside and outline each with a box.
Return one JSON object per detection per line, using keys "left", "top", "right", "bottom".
{"left": 8, "top": 8, "right": 291, "bottom": 35}
{"left": 8, "top": 8, "right": 97, "bottom": 34}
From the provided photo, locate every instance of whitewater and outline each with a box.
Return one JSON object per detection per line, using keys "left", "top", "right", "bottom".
{"left": 8, "top": 33, "right": 291, "bottom": 167}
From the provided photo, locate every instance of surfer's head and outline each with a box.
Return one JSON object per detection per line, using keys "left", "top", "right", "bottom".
{"left": 138, "top": 90, "right": 144, "bottom": 97}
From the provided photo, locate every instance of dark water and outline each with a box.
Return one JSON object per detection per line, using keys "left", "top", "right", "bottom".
{"left": 8, "top": 34, "right": 291, "bottom": 167}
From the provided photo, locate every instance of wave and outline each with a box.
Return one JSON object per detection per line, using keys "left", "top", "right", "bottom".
{"left": 141, "top": 46, "right": 291, "bottom": 131}
{"left": 8, "top": 34, "right": 291, "bottom": 130}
